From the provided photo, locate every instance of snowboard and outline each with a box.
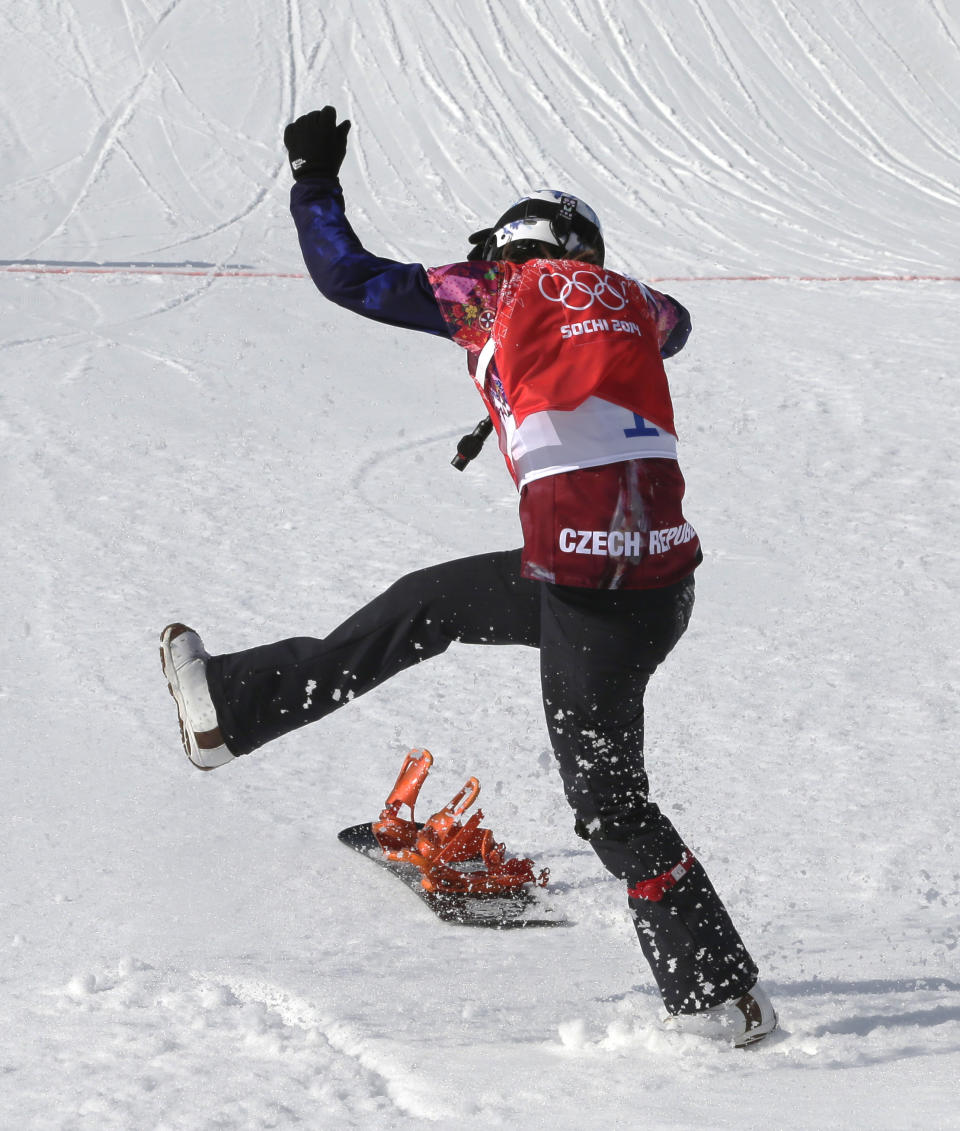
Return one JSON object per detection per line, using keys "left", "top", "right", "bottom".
{"left": 338, "top": 822, "right": 571, "bottom": 929}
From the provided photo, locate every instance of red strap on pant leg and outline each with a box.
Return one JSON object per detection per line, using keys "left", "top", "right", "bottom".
{"left": 627, "top": 851, "right": 696, "bottom": 902}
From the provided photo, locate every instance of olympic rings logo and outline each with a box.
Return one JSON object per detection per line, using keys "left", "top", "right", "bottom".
{"left": 537, "top": 270, "right": 628, "bottom": 311}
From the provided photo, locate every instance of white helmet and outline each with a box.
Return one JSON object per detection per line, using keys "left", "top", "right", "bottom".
{"left": 469, "top": 189, "right": 605, "bottom": 264}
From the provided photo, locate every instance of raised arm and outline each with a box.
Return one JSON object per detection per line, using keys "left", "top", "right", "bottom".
{"left": 284, "top": 107, "right": 448, "bottom": 337}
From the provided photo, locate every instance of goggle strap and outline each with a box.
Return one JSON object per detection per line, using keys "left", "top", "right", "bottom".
{"left": 488, "top": 198, "right": 600, "bottom": 250}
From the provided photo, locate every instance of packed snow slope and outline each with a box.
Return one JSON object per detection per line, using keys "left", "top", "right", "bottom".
{"left": 2, "top": 2, "right": 959, "bottom": 1128}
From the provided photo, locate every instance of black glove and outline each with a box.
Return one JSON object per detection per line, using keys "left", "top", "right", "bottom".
{"left": 283, "top": 106, "right": 351, "bottom": 181}
{"left": 451, "top": 416, "right": 494, "bottom": 470}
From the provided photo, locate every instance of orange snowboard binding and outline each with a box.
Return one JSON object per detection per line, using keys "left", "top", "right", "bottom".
{"left": 371, "top": 750, "right": 549, "bottom": 896}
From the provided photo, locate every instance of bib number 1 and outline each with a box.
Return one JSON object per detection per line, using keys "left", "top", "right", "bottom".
{"left": 624, "top": 414, "right": 660, "bottom": 438}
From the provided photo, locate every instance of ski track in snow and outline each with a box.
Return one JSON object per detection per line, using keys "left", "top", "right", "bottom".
{"left": 16, "top": 960, "right": 429, "bottom": 1127}
{"left": 2, "top": 2, "right": 960, "bottom": 1128}
{"left": 8, "top": 958, "right": 960, "bottom": 1126}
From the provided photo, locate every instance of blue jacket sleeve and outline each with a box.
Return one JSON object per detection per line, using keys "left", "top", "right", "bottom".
{"left": 290, "top": 177, "right": 449, "bottom": 337}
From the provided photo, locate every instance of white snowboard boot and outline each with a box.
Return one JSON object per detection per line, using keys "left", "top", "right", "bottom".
{"left": 160, "top": 623, "right": 235, "bottom": 770}
{"left": 662, "top": 982, "right": 778, "bottom": 1048}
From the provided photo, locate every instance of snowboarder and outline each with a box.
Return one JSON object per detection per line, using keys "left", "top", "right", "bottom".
{"left": 161, "top": 106, "right": 778, "bottom": 1047}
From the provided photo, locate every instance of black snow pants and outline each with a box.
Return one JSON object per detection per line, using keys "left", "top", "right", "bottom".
{"left": 206, "top": 548, "right": 758, "bottom": 1013}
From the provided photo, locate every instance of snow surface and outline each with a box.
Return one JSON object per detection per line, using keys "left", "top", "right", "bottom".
{"left": 2, "top": 1, "right": 959, "bottom": 1128}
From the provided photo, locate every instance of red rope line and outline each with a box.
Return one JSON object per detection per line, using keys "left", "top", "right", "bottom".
{"left": 2, "top": 263, "right": 958, "bottom": 283}
{"left": 0, "top": 264, "right": 307, "bottom": 279}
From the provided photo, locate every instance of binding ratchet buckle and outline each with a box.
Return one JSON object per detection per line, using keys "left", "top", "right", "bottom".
{"left": 372, "top": 750, "right": 549, "bottom": 895}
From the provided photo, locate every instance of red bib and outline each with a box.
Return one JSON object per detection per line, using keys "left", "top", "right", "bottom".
{"left": 492, "top": 261, "right": 677, "bottom": 437}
